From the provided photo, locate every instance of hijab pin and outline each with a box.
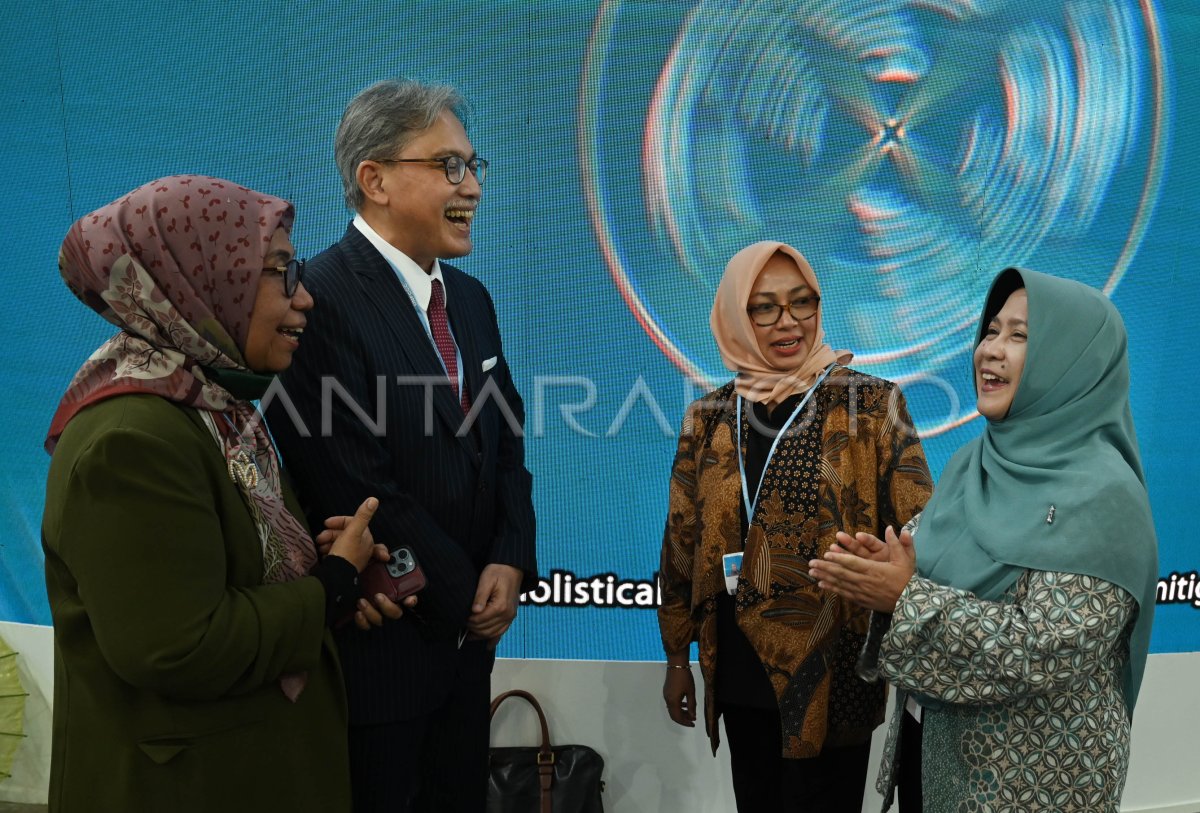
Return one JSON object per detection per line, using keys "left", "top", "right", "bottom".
{"left": 1045, "top": 505, "right": 1056, "bottom": 525}
{"left": 227, "top": 446, "right": 260, "bottom": 491}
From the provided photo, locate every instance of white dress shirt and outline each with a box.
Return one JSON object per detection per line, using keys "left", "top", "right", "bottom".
{"left": 353, "top": 215, "right": 464, "bottom": 394}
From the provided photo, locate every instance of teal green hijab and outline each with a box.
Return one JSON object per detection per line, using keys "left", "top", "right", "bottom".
{"left": 916, "top": 268, "right": 1158, "bottom": 714}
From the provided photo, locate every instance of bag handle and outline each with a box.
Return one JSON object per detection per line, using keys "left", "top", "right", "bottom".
{"left": 490, "top": 689, "right": 554, "bottom": 813}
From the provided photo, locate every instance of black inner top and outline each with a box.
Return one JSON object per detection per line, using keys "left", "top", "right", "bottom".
{"left": 714, "top": 391, "right": 807, "bottom": 709}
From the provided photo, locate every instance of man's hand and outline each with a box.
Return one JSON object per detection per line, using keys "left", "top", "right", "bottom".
{"left": 466, "top": 563, "right": 524, "bottom": 644}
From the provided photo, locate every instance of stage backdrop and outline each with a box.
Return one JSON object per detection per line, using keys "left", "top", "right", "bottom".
{"left": 2, "top": 0, "right": 1196, "bottom": 660}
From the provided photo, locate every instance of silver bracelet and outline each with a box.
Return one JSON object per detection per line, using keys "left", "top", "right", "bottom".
{"left": 666, "top": 664, "right": 691, "bottom": 670}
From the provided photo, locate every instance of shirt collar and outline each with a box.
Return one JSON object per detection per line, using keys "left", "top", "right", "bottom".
{"left": 352, "top": 214, "right": 444, "bottom": 311}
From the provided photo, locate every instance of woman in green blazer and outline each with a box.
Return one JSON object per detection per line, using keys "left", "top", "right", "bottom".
{"left": 42, "top": 175, "right": 403, "bottom": 812}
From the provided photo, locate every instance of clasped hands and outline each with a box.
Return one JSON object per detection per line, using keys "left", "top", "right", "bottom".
{"left": 807, "top": 525, "right": 917, "bottom": 613}
{"left": 660, "top": 527, "right": 917, "bottom": 728}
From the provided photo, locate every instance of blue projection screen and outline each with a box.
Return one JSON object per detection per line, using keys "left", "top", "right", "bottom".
{"left": 3, "top": 0, "right": 1197, "bottom": 660}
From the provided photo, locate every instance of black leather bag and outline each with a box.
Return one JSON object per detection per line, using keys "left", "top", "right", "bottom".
{"left": 487, "top": 689, "right": 604, "bottom": 813}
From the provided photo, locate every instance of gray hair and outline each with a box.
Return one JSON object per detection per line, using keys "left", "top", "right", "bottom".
{"left": 334, "top": 79, "right": 470, "bottom": 211}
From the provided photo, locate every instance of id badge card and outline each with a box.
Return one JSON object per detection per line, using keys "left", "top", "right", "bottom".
{"left": 722, "top": 553, "right": 744, "bottom": 595}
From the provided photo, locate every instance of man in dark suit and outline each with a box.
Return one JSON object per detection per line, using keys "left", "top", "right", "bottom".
{"left": 267, "top": 79, "right": 537, "bottom": 813}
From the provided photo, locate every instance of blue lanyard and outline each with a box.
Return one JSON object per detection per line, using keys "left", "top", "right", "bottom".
{"left": 736, "top": 364, "right": 834, "bottom": 527}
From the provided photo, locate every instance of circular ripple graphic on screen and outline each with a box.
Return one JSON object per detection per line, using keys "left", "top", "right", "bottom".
{"left": 580, "top": 0, "right": 1169, "bottom": 434}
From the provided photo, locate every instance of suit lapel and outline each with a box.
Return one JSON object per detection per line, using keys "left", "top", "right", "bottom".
{"left": 444, "top": 268, "right": 490, "bottom": 452}
{"left": 340, "top": 228, "right": 478, "bottom": 455}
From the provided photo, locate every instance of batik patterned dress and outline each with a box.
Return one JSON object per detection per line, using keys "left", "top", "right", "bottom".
{"left": 864, "top": 517, "right": 1137, "bottom": 812}
{"left": 659, "top": 367, "right": 932, "bottom": 757}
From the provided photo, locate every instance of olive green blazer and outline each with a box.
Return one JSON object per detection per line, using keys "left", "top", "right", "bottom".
{"left": 43, "top": 394, "right": 351, "bottom": 813}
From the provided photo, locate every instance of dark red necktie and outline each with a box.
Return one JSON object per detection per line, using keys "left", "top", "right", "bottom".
{"left": 428, "top": 278, "right": 470, "bottom": 414}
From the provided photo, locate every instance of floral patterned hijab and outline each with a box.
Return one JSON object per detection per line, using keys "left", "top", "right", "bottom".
{"left": 46, "top": 175, "right": 316, "bottom": 587}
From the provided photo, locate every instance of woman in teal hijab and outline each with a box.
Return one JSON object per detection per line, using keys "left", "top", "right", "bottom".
{"left": 808, "top": 268, "right": 1158, "bottom": 813}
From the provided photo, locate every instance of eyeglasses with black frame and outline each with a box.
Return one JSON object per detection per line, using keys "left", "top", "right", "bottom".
{"left": 373, "top": 154, "right": 488, "bottom": 185}
{"left": 265, "top": 258, "right": 305, "bottom": 297}
{"left": 746, "top": 295, "right": 820, "bottom": 326}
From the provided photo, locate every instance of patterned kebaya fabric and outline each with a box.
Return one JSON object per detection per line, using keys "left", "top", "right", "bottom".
{"left": 658, "top": 367, "right": 932, "bottom": 758}
{"left": 46, "top": 175, "right": 316, "bottom": 588}
{"left": 865, "top": 567, "right": 1136, "bottom": 812}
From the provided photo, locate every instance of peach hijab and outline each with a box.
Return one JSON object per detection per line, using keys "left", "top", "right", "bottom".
{"left": 709, "top": 241, "right": 851, "bottom": 404}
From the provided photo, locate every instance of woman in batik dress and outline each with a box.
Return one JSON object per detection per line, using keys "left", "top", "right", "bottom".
{"left": 809, "top": 268, "right": 1158, "bottom": 813}
{"left": 657, "top": 241, "right": 933, "bottom": 812}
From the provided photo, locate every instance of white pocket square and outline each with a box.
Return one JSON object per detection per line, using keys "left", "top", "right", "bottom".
{"left": 481, "top": 356, "right": 498, "bottom": 372}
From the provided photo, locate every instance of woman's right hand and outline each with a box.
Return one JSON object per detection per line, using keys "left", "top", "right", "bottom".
{"left": 315, "top": 510, "right": 376, "bottom": 557}
{"left": 326, "top": 497, "right": 379, "bottom": 572}
{"left": 809, "top": 525, "right": 916, "bottom": 613}
{"left": 663, "top": 665, "right": 697, "bottom": 727}
{"left": 833, "top": 529, "right": 890, "bottom": 563}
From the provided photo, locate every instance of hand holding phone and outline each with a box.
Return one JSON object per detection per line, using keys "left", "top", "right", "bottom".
{"left": 360, "top": 546, "right": 427, "bottom": 604}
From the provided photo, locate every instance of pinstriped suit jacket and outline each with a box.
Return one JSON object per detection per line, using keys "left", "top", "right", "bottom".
{"left": 267, "top": 224, "right": 537, "bottom": 723}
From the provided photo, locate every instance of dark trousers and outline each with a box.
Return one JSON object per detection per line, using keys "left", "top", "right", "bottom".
{"left": 897, "top": 711, "right": 923, "bottom": 813}
{"left": 722, "top": 704, "right": 871, "bottom": 813}
{"left": 347, "top": 656, "right": 491, "bottom": 813}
